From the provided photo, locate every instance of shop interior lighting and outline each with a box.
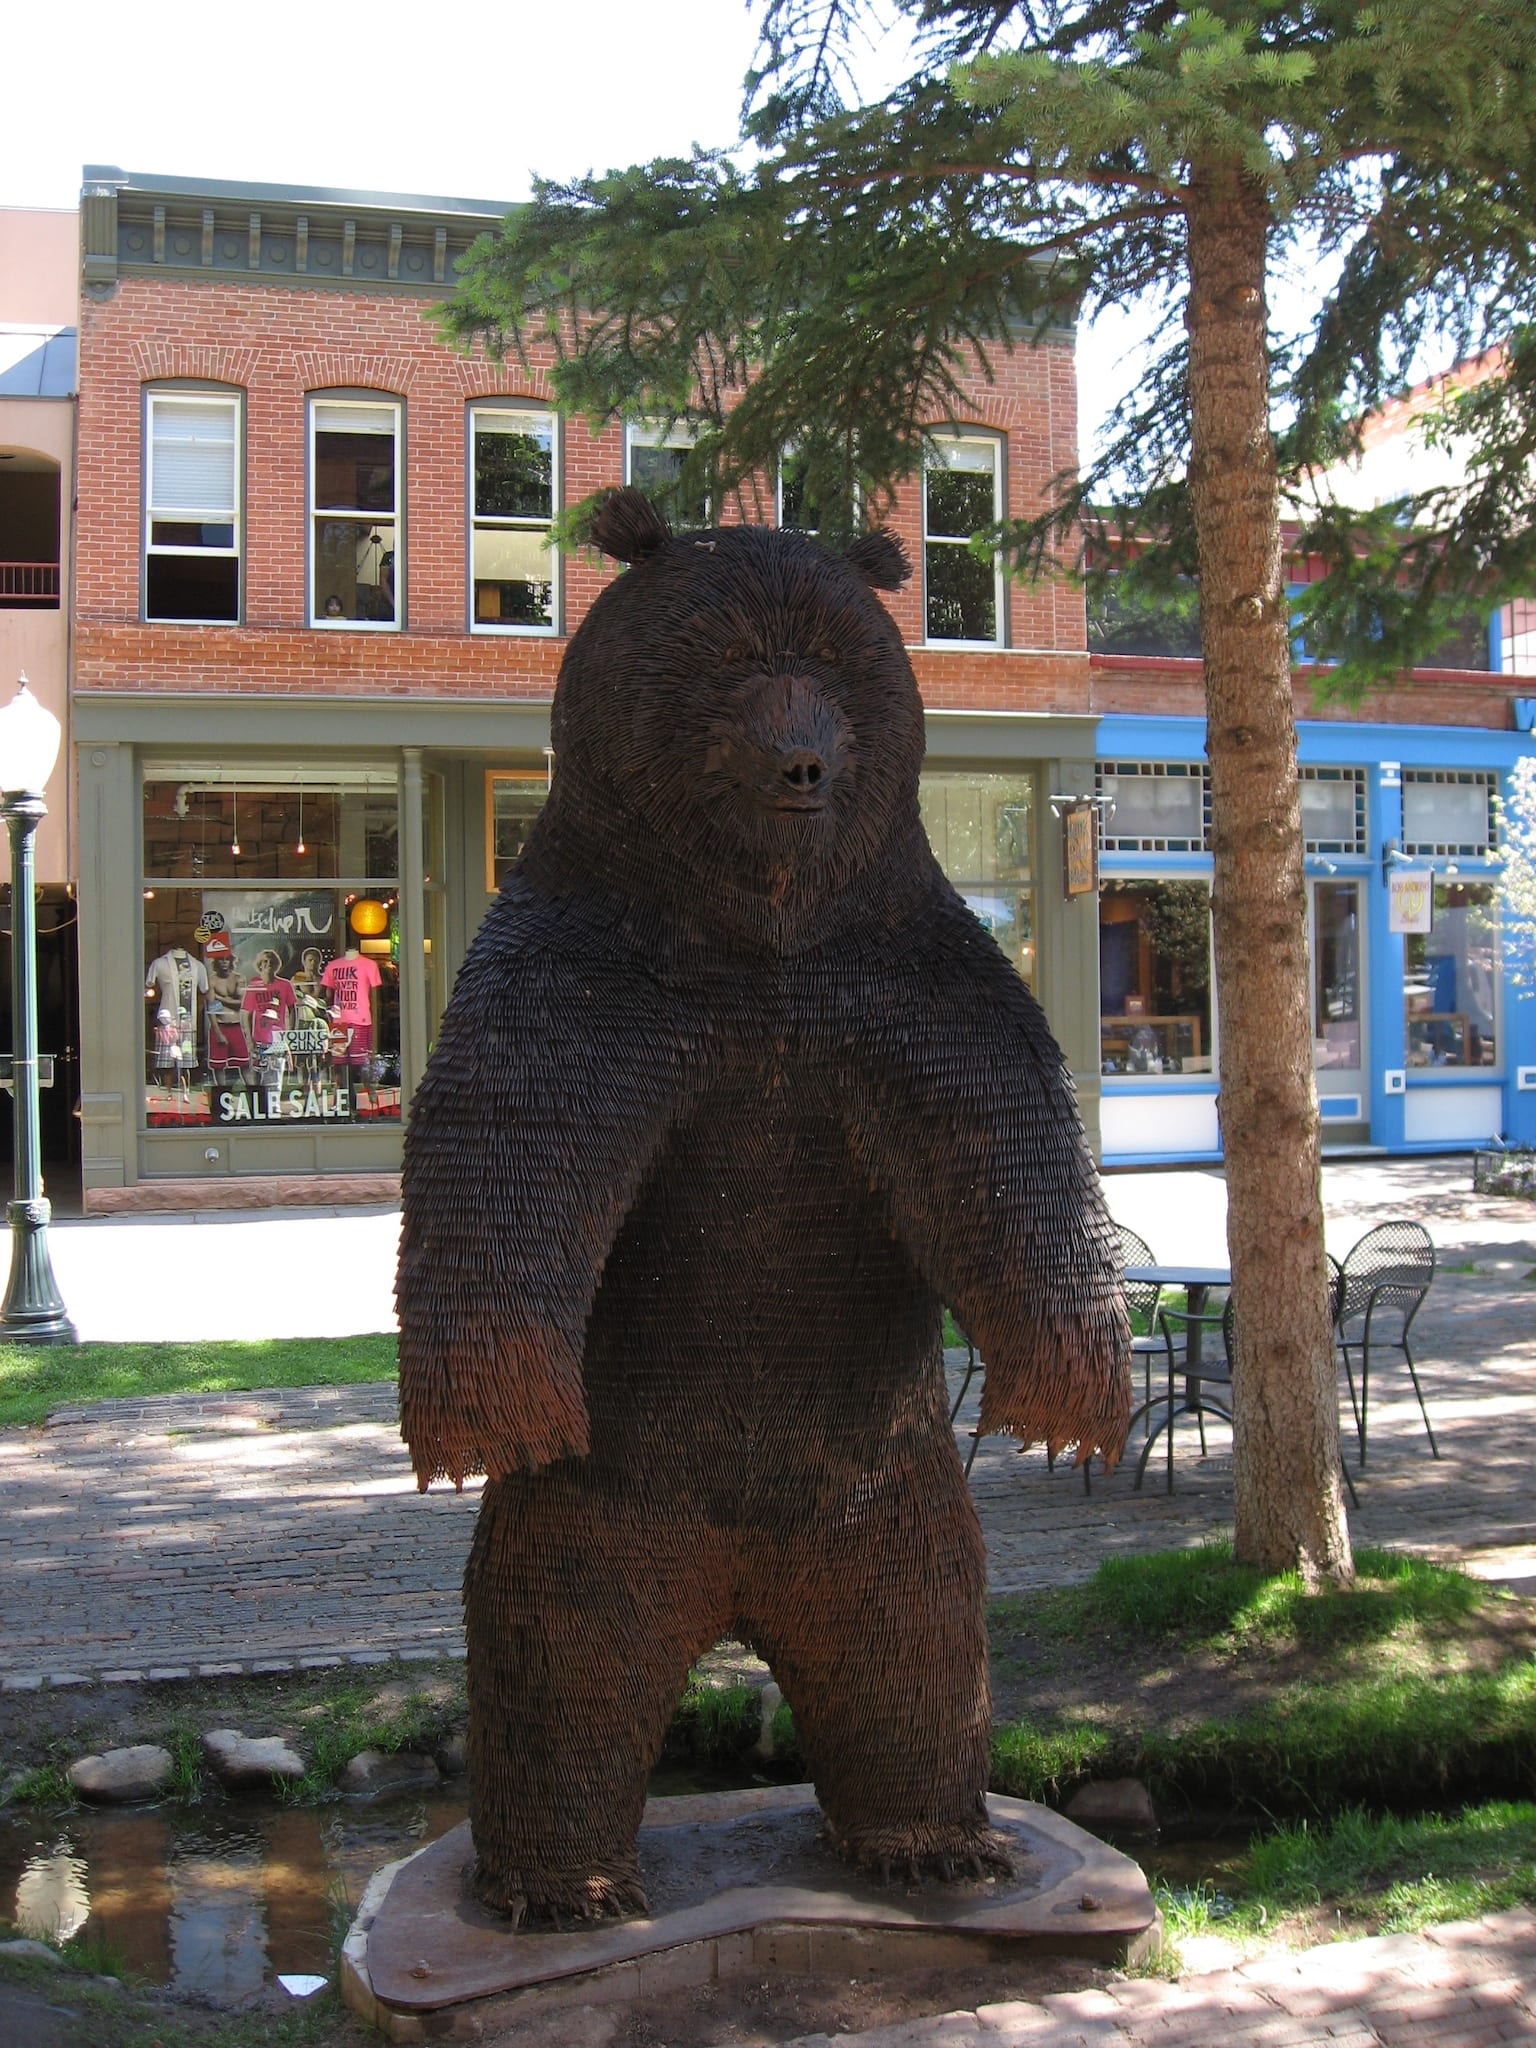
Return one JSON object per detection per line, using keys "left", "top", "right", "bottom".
{"left": 295, "top": 783, "right": 306, "bottom": 858}
{"left": 230, "top": 784, "right": 241, "bottom": 859}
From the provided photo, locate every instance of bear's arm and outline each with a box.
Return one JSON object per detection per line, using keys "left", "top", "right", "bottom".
{"left": 397, "top": 888, "right": 703, "bottom": 1489}
{"left": 829, "top": 887, "right": 1131, "bottom": 1469}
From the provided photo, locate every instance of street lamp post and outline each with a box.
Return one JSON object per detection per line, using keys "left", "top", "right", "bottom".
{"left": 0, "top": 676, "right": 74, "bottom": 1344}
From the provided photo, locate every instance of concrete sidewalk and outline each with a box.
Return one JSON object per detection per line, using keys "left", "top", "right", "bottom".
{"left": 3, "top": 1156, "right": 1533, "bottom": 1684}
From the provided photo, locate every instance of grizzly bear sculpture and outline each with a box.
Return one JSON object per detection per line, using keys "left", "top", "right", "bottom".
{"left": 398, "top": 487, "right": 1131, "bottom": 1924}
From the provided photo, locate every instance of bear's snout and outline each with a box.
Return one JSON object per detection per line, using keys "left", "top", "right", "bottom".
{"left": 721, "top": 671, "right": 851, "bottom": 816}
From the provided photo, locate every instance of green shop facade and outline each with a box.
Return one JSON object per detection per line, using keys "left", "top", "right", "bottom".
{"left": 75, "top": 695, "right": 1110, "bottom": 1201}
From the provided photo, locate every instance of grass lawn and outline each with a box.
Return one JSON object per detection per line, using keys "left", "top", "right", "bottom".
{"left": 0, "top": 1333, "right": 398, "bottom": 1429}
{"left": 988, "top": 1541, "right": 1536, "bottom": 1819}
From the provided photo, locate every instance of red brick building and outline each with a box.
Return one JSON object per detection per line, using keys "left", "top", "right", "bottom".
{"left": 71, "top": 166, "right": 1111, "bottom": 1207}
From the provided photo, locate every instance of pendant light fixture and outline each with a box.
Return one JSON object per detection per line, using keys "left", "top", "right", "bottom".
{"left": 295, "top": 782, "right": 306, "bottom": 858}
{"left": 230, "top": 783, "right": 241, "bottom": 859}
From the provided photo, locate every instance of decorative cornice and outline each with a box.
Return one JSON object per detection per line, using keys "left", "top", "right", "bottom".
{"left": 80, "top": 166, "right": 508, "bottom": 301}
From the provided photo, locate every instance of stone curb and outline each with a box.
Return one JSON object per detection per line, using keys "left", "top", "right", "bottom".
{"left": 0, "top": 1640, "right": 468, "bottom": 1691}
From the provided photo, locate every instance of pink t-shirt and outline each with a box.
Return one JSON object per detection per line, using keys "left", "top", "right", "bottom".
{"left": 321, "top": 952, "right": 382, "bottom": 1026}
{"left": 240, "top": 976, "right": 296, "bottom": 1049}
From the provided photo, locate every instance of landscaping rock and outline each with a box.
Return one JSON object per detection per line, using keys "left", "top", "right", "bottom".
{"left": 0, "top": 1938, "right": 63, "bottom": 1965}
{"left": 1062, "top": 1777, "right": 1157, "bottom": 1834}
{"left": 340, "top": 1748, "right": 441, "bottom": 1799}
{"left": 753, "top": 1681, "right": 785, "bottom": 1761}
{"left": 435, "top": 1731, "right": 467, "bottom": 1778}
{"left": 201, "top": 1729, "right": 305, "bottom": 1789}
{"left": 67, "top": 1745, "right": 173, "bottom": 1803}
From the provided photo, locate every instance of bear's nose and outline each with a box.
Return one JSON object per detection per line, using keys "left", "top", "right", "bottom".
{"left": 779, "top": 748, "right": 827, "bottom": 794}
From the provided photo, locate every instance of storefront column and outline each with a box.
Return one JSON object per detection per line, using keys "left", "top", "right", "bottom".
{"left": 76, "top": 742, "right": 141, "bottom": 1192}
{"left": 399, "top": 747, "right": 428, "bottom": 1111}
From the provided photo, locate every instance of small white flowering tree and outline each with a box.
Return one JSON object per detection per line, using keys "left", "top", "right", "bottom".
{"left": 1500, "top": 757, "right": 1536, "bottom": 993}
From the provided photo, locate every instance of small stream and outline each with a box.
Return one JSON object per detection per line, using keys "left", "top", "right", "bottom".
{"left": 0, "top": 1792, "right": 468, "bottom": 1997}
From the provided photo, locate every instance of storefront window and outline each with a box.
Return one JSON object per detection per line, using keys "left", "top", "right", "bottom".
{"left": 486, "top": 771, "right": 550, "bottom": 892}
{"left": 141, "top": 771, "right": 402, "bottom": 1129}
{"left": 918, "top": 771, "right": 1035, "bottom": 985}
{"left": 1313, "top": 880, "right": 1362, "bottom": 1071}
{"left": 1099, "top": 878, "right": 1213, "bottom": 1075}
{"left": 1404, "top": 881, "right": 1499, "bottom": 1070}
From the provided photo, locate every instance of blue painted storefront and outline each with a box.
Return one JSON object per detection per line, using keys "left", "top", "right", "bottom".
{"left": 1095, "top": 712, "right": 1536, "bottom": 1166}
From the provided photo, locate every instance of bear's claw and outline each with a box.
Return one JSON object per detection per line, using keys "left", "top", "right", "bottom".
{"left": 468, "top": 1857, "right": 648, "bottom": 1927}
{"left": 835, "top": 1821, "right": 1014, "bottom": 1887}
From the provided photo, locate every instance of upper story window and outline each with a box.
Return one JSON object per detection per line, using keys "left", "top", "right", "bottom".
{"left": 777, "top": 449, "right": 822, "bottom": 537}
{"left": 1402, "top": 769, "right": 1498, "bottom": 857}
{"left": 923, "top": 434, "right": 1003, "bottom": 645}
{"left": 144, "top": 391, "right": 241, "bottom": 623}
{"left": 1300, "top": 766, "right": 1367, "bottom": 854}
{"left": 471, "top": 406, "right": 557, "bottom": 633}
{"left": 626, "top": 421, "right": 708, "bottom": 531}
{"left": 310, "top": 398, "right": 400, "bottom": 628}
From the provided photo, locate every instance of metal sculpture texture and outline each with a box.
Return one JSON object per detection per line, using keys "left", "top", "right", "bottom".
{"left": 398, "top": 490, "right": 1131, "bottom": 1923}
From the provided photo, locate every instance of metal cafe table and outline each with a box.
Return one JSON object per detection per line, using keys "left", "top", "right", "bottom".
{"left": 1122, "top": 1261, "right": 1232, "bottom": 1407}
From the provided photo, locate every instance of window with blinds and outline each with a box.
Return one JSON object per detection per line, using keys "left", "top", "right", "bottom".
{"left": 310, "top": 396, "right": 401, "bottom": 628}
{"left": 144, "top": 391, "right": 241, "bottom": 623}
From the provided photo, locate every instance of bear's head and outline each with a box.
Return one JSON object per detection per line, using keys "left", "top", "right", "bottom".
{"left": 545, "top": 489, "right": 925, "bottom": 936}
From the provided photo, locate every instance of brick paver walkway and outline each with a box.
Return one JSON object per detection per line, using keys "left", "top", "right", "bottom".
{"left": 2, "top": 1158, "right": 1533, "bottom": 1685}
{"left": 783, "top": 1909, "right": 1536, "bottom": 2047}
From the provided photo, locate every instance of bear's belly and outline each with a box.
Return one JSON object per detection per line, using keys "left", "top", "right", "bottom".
{"left": 579, "top": 1082, "right": 946, "bottom": 1509}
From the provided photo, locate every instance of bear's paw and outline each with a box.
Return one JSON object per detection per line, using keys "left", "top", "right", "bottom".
{"left": 467, "top": 1853, "right": 648, "bottom": 1927}
{"left": 828, "top": 1818, "right": 1015, "bottom": 1887}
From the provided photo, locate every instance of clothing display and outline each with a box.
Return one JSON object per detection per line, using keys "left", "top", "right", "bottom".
{"left": 241, "top": 975, "right": 297, "bottom": 1050}
{"left": 146, "top": 949, "right": 209, "bottom": 1067}
{"left": 321, "top": 951, "right": 382, "bottom": 1026}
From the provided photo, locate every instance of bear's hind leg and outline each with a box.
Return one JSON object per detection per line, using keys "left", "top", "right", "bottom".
{"left": 744, "top": 1443, "right": 1011, "bottom": 1884}
{"left": 465, "top": 1471, "right": 726, "bottom": 1924}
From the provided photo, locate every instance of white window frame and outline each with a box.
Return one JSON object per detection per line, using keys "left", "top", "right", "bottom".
{"left": 143, "top": 388, "right": 242, "bottom": 626}
{"left": 308, "top": 394, "right": 403, "bottom": 633}
{"left": 922, "top": 432, "right": 1005, "bottom": 648}
{"left": 469, "top": 404, "right": 560, "bottom": 637}
{"left": 625, "top": 420, "right": 708, "bottom": 529}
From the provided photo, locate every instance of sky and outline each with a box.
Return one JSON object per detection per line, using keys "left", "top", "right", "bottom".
{"left": 1, "top": 0, "right": 1316, "bottom": 470}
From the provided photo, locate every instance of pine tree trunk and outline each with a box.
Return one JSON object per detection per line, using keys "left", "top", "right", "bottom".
{"left": 1184, "top": 160, "right": 1353, "bottom": 1583}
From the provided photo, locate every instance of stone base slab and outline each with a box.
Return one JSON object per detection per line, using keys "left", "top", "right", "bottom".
{"left": 84, "top": 1173, "right": 402, "bottom": 1215}
{"left": 341, "top": 1784, "right": 1159, "bottom": 2041}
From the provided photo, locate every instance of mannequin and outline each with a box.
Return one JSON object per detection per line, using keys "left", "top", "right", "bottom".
{"left": 240, "top": 948, "right": 298, "bottom": 1092}
{"left": 320, "top": 945, "right": 382, "bottom": 1084}
{"left": 146, "top": 945, "right": 209, "bottom": 1075}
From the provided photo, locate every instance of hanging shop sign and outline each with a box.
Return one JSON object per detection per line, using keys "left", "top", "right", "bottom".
{"left": 1388, "top": 869, "right": 1434, "bottom": 935}
{"left": 1063, "top": 802, "right": 1098, "bottom": 899}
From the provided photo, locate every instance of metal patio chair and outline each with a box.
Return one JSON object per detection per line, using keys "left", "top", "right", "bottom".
{"left": 948, "top": 1316, "right": 985, "bottom": 1476}
{"left": 1056, "top": 1223, "right": 1177, "bottom": 1495}
{"left": 1333, "top": 1220, "right": 1438, "bottom": 1466}
{"left": 1132, "top": 1292, "right": 1236, "bottom": 1493}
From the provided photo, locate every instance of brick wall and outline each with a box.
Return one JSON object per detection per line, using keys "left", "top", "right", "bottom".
{"left": 75, "top": 276, "right": 1089, "bottom": 712}
{"left": 1090, "top": 654, "right": 1527, "bottom": 733}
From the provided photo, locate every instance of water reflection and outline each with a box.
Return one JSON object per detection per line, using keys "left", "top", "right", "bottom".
{"left": 0, "top": 1794, "right": 468, "bottom": 2000}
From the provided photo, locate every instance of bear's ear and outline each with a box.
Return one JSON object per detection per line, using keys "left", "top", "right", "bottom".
{"left": 844, "top": 529, "right": 911, "bottom": 592}
{"left": 585, "top": 486, "right": 673, "bottom": 565}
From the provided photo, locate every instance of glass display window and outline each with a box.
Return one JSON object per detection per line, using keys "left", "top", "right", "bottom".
{"left": 919, "top": 770, "right": 1035, "bottom": 985}
{"left": 1099, "top": 877, "right": 1214, "bottom": 1075}
{"left": 1312, "top": 879, "right": 1363, "bottom": 1072}
{"left": 141, "top": 765, "right": 401, "bottom": 1129}
{"left": 486, "top": 770, "right": 551, "bottom": 893}
{"left": 1404, "top": 880, "right": 1500, "bottom": 1070}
